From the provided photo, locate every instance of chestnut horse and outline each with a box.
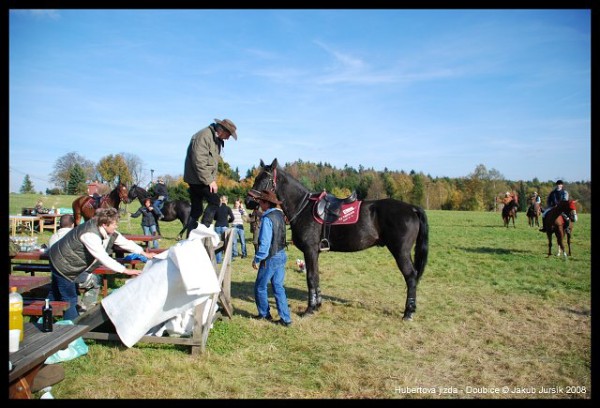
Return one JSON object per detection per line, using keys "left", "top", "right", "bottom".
{"left": 247, "top": 159, "right": 429, "bottom": 321}
{"left": 542, "top": 199, "right": 578, "bottom": 257}
{"left": 527, "top": 201, "right": 542, "bottom": 227}
{"left": 72, "top": 182, "right": 130, "bottom": 226}
{"left": 502, "top": 200, "right": 518, "bottom": 228}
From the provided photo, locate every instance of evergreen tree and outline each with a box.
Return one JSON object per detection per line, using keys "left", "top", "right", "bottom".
{"left": 20, "top": 175, "right": 35, "bottom": 194}
{"left": 67, "top": 163, "right": 87, "bottom": 195}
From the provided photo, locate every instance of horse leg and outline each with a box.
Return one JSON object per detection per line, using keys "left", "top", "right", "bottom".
{"left": 303, "top": 249, "right": 321, "bottom": 315}
{"left": 546, "top": 232, "right": 553, "bottom": 257}
{"left": 555, "top": 229, "right": 564, "bottom": 257}
{"left": 395, "top": 254, "right": 419, "bottom": 321}
{"left": 567, "top": 231, "right": 572, "bottom": 256}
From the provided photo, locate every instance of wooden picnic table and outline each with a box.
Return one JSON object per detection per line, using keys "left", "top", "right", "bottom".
{"left": 122, "top": 234, "right": 161, "bottom": 244}
{"left": 9, "top": 322, "right": 89, "bottom": 399}
{"left": 37, "top": 213, "right": 61, "bottom": 234}
{"left": 9, "top": 215, "right": 42, "bottom": 237}
{"left": 12, "top": 251, "right": 49, "bottom": 261}
{"left": 9, "top": 275, "right": 51, "bottom": 294}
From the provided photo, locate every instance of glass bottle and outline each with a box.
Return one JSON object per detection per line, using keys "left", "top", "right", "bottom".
{"left": 42, "top": 299, "right": 53, "bottom": 332}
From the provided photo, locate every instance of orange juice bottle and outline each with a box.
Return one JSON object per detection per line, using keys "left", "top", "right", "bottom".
{"left": 9, "top": 287, "right": 24, "bottom": 341}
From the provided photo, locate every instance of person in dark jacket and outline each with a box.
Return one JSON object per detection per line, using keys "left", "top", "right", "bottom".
{"left": 214, "top": 195, "right": 234, "bottom": 264}
{"left": 48, "top": 208, "right": 156, "bottom": 320}
{"left": 250, "top": 189, "right": 292, "bottom": 327}
{"left": 152, "top": 178, "right": 169, "bottom": 220}
{"left": 130, "top": 197, "right": 161, "bottom": 249}
{"left": 539, "top": 180, "right": 570, "bottom": 232}
{"left": 183, "top": 118, "right": 238, "bottom": 237}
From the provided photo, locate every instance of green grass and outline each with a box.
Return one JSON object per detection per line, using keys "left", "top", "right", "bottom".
{"left": 9, "top": 194, "right": 591, "bottom": 399}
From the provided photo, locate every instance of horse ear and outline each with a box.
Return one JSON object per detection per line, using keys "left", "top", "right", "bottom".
{"left": 260, "top": 159, "right": 265, "bottom": 167}
{"left": 272, "top": 158, "right": 278, "bottom": 168}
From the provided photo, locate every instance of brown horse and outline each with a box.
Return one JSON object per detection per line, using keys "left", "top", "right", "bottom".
{"left": 543, "top": 199, "right": 578, "bottom": 257}
{"left": 527, "top": 201, "right": 542, "bottom": 227}
{"left": 502, "top": 200, "right": 518, "bottom": 228}
{"left": 72, "top": 182, "right": 130, "bottom": 225}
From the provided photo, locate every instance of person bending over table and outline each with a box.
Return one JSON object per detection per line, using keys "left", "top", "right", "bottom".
{"left": 48, "top": 208, "right": 156, "bottom": 320}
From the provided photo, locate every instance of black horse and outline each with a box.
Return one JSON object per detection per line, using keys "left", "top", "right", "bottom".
{"left": 128, "top": 185, "right": 191, "bottom": 240}
{"left": 247, "top": 159, "right": 429, "bottom": 321}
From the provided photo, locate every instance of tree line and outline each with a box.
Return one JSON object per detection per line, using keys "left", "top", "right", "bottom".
{"left": 19, "top": 152, "right": 591, "bottom": 214}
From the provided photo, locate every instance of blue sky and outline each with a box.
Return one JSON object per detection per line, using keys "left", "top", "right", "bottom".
{"left": 9, "top": 9, "right": 591, "bottom": 193}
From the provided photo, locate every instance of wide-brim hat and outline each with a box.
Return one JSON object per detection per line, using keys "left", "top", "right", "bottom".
{"left": 214, "top": 118, "right": 238, "bottom": 140}
{"left": 251, "top": 189, "right": 282, "bottom": 205}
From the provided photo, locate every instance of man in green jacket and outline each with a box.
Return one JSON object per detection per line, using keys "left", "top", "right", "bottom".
{"left": 183, "top": 118, "right": 238, "bottom": 237}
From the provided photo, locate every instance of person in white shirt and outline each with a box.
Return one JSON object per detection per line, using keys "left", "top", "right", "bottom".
{"left": 231, "top": 198, "right": 248, "bottom": 258}
{"left": 47, "top": 208, "right": 156, "bottom": 320}
{"left": 47, "top": 213, "right": 75, "bottom": 248}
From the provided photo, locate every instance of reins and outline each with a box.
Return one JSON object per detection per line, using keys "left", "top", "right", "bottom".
{"left": 264, "top": 166, "right": 309, "bottom": 225}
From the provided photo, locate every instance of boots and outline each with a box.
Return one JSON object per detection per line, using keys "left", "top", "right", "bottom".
{"left": 539, "top": 216, "right": 546, "bottom": 232}
{"left": 200, "top": 205, "right": 218, "bottom": 227}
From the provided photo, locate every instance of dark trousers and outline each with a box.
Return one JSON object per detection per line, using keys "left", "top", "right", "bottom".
{"left": 187, "top": 183, "right": 220, "bottom": 235}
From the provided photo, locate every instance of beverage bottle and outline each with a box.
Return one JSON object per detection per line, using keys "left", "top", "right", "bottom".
{"left": 9, "top": 287, "right": 24, "bottom": 341}
{"left": 42, "top": 299, "right": 53, "bottom": 332}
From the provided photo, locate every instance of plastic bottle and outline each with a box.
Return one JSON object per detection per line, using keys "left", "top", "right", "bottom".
{"left": 9, "top": 287, "right": 24, "bottom": 341}
{"left": 42, "top": 298, "right": 53, "bottom": 332}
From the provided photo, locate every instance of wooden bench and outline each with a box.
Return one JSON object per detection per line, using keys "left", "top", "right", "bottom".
{"left": 22, "top": 300, "right": 69, "bottom": 318}
{"left": 11, "top": 264, "right": 52, "bottom": 276}
{"left": 9, "top": 322, "right": 88, "bottom": 399}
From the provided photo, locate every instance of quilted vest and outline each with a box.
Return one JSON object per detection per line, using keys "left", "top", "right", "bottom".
{"left": 48, "top": 219, "right": 118, "bottom": 281}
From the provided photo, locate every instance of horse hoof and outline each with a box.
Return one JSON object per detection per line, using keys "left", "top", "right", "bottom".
{"left": 301, "top": 308, "right": 316, "bottom": 317}
{"left": 402, "top": 315, "right": 413, "bottom": 321}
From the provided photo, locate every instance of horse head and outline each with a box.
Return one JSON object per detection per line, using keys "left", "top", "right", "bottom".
{"left": 117, "top": 182, "right": 130, "bottom": 204}
{"left": 246, "top": 158, "right": 280, "bottom": 209}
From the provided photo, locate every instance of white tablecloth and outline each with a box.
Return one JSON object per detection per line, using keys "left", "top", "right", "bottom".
{"left": 101, "top": 225, "right": 221, "bottom": 347}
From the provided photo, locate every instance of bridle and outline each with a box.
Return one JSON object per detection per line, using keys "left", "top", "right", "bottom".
{"left": 118, "top": 184, "right": 130, "bottom": 204}
{"left": 257, "top": 166, "right": 310, "bottom": 225}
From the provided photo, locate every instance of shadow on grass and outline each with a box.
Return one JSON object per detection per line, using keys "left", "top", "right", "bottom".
{"left": 230, "top": 280, "right": 356, "bottom": 317}
{"left": 456, "top": 246, "right": 532, "bottom": 255}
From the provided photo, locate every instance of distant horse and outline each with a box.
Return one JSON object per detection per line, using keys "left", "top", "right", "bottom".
{"left": 543, "top": 199, "right": 578, "bottom": 257}
{"left": 502, "top": 200, "right": 518, "bottom": 228}
{"left": 72, "top": 182, "right": 130, "bottom": 226}
{"left": 128, "top": 185, "right": 191, "bottom": 240}
{"left": 527, "top": 201, "right": 542, "bottom": 227}
{"left": 247, "top": 159, "right": 429, "bottom": 321}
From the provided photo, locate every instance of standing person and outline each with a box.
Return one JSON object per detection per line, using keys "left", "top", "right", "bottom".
{"left": 47, "top": 208, "right": 156, "bottom": 320}
{"left": 152, "top": 178, "right": 169, "bottom": 220}
{"left": 539, "top": 180, "right": 569, "bottom": 232}
{"left": 214, "top": 195, "right": 234, "bottom": 264}
{"left": 231, "top": 198, "right": 248, "bottom": 258}
{"left": 130, "top": 198, "right": 161, "bottom": 249}
{"left": 47, "top": 214, "right": 75, "bottom": 248}
{"left": 250, "top": 190, "right": 292, "bottom": 327}
{"left": 183, "top": 118, "right": 238, "bottom": 237}
{"left": 249, "top": 206, "right": 264, "bottom": 254}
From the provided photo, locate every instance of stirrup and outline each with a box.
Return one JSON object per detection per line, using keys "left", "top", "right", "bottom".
{"left": 319, "top": 239, "right": 330, "bottom": 252}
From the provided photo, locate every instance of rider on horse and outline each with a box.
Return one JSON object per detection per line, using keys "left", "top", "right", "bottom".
{"left": 502, "top": 191, "right": 518, "bottom": 206}
{"left": 539, "top": 180, "right": 570, "bottom": 233}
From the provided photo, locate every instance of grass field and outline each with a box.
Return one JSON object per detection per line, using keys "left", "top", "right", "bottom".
{"left": 9, "top": 194, "right": 591, "bottom": 399}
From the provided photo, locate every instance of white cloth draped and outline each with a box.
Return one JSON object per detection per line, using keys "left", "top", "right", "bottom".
{"left": 101, "top": 225, "right": 221, "bottom": 347}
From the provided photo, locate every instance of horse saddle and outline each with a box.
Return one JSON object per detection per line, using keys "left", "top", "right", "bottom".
{"left": 312, "top": 190, "right": 361, "bottom": 225}
{"left": 86, "top": 195, "right": 103, "bottom": 209}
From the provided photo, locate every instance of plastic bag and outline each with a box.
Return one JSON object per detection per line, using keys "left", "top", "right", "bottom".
{"left": 41, "top": 319, "right": 89, "bottom": 364}
{"left": 123, "top": 253, "right": 149, "bottom": 263}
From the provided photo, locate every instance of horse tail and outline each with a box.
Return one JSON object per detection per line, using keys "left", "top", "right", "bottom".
{"left": 413, "top": 206, "right": 429, "bottom": 283}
